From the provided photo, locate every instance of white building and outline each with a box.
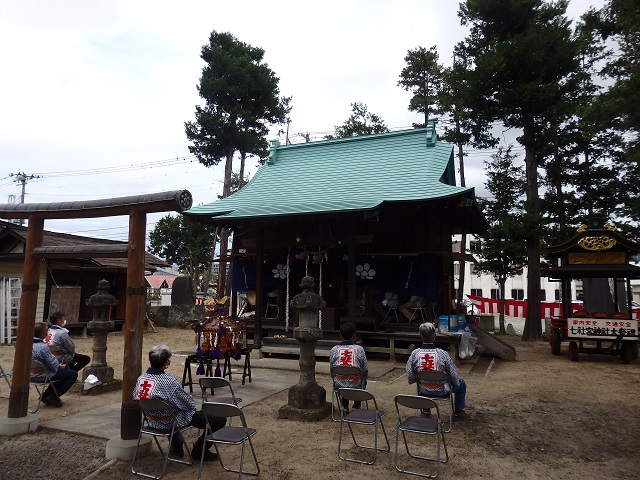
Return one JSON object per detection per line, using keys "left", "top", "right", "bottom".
{"left": 452, "top": 235, "right": 580, "bottom": 304}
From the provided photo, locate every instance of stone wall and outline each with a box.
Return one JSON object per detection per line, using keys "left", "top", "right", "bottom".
{"left": 152, "top": 304, "right": 205, "bottom": 328}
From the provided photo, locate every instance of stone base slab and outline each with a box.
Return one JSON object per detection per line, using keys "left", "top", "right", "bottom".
{"left": 0, "top": 415, "right": 39, "bottom": 436}
{"left": 106, "top": 436, "right": 150, "bottom": 460}
{"left": 277, "top": 402, "right": 332, "bottom": 421}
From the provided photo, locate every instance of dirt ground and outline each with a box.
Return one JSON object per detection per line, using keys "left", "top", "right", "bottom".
{"left": 1, "top": 327, "right": 639, "bottom": 480}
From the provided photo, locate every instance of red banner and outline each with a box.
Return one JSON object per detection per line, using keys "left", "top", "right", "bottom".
{"left": 466, "top": 294, "right": 640, "bottom": 319}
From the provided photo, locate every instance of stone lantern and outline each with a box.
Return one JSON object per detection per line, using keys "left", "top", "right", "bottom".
{"left": 83, "top": 279, "right": 119, "bottom": 386}
{"left": 278, "top": 276, "right": 331, "bottom": 420}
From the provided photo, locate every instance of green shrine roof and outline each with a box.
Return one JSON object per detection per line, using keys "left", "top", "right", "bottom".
{"left": 185, "top": 125, "right": 477, "bottom": 221}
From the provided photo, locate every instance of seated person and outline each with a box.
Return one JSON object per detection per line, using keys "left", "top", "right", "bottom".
{"left": 329, "top": 323, "right": 368, "bottom": 411}
{"left": 405, "top": 321, "right": 467, "bottom": 420}
{"left": 374, "top": 291, "right": 400, "bottom": 322}
{"left": 45, "top": 312, "right": 90, "bottom": 372}
{"left": 133, "top": 343, "right": 226, "bottom": 460}
{"left": 32, "top": 322, "right": 78, "bottom": 408}
{"left": 399, "top": 295, "right": 426, "bottom": 321}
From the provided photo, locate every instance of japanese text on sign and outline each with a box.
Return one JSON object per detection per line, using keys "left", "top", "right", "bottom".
{"left": 569, "top": 318, "right": 638, "bottom": 339}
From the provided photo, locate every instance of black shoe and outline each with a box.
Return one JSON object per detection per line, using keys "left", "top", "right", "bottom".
{"left": 193, "top": 450, "right": 219, "bottom": 462}
{"left": 454, "top": 411, "right": 467, "bottom": 421}
{"left": 421, "top": 409, "right": 432, "bottom": 418}
{"left": 44, "top": 395, "right": 62, "bottom": 408}
{"left": 170, "top": 444, "right": 184, "bottom": 458}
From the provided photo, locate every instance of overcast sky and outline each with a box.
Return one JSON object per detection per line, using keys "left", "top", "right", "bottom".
{"left": 0, "top": 0, "right": 605, "bottom": 243}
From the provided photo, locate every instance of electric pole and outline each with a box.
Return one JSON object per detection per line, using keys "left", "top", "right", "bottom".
{"left": 10, "top": 172, "right": 41, "bottom": 225}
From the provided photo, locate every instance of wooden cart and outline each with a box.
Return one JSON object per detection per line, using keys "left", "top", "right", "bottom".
{"left": 543, "top": 218, "right": 640, "bottom": 363}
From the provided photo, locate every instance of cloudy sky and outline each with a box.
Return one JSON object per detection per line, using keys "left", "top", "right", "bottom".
{"left": 0, "top": 0, "right": 605, "bottom": 242}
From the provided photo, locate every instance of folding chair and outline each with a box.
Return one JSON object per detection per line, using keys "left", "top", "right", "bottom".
{"left": 416, "top": 371, "right": 454, "bottom": 433}
{"left": 330, "top": 365, "right": 363, "bottom": 421}
{"left": 237, "top": 291, "right": 256, "bottom": 317}
{"left": 200, "top": 401, "right": 259, "bottom": 480}
{"left": 0, "top": 353, "right": 12, "bottom": 399}
{"left": 409, "top": 306, "right": 428, "bottom": 323}
{"left": 264, "top": 291, "right": 279, "bottom": 319}
{"left": 394, "top": 394, "right": 449, "bottom": 478}
{"left": 336, "top": 387, "right": 390, "bottom": 465}
{"left": 29, "top": 359, "right": 60, "bottom": 413}
{"left": 382, "top": 305, "right": 400, "bottom": 323}
{"left": 132, "top": 398, "right": 193, "bottom": 479}
{"left": 199, "top": 376, "right": 242, "bottom": 407}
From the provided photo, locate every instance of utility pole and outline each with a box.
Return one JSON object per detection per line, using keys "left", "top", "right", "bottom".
{"left": 10, "top": 172, "right": 41, "bottom": 225}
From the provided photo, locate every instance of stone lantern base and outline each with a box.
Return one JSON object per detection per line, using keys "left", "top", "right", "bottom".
{"left": 278, "top": 401, "right": 332, "bottom": 421}
{"left": 79, "top": 379, "right": 123, "bottom": 396}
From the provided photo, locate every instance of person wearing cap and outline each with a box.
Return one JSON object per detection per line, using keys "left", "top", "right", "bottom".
{"left": 45, "top": 312, "right": 90, "bottom": 372}
{"left": 406, "top": 321, "right": 467, "bottom": 419}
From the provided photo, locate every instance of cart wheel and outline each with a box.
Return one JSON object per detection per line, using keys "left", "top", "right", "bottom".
{"left": 569, "top": 341, "right": 579, "bottom": 362}
{"left": 551, "top": 330, "right": 561, "bottom": 355}
{"left": 621, "top": 343, "right": 633, "bottom": 364}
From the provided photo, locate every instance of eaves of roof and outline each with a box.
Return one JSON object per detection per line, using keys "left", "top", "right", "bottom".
{"left": 0, "top": 220, "right": 168, "bottom": 268}
{"left": 185, "top": 128, "right": 474, "bottom": 221}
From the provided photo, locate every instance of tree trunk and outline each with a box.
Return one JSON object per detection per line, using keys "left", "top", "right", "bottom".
{"left": 499, "top": 276, "right": 506, "bottom": 335}
{"left": 456, "top": 141, "right": 467, "bottom": 306}
{"left": 218, "top": 148, "right": 234, "bottom": 294}
{"left": 551, "top": 123, "right": 566, "bottom": 231}
{"left": 203, "top": 228, "right": 219, "bottom": 296}
{"left": 239, "top": 151, "right": 247, "bottom": 190}
{"left": 521, "top": 116, "right": 543, "bottom": 341}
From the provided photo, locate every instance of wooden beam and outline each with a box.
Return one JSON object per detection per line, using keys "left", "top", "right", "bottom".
{"left": 7, "top": 216, "right": 44, "bottom": 418}
{"left": 0, "top": 190, "right": 192, "bottom": 219}
{"left": 32, "top": 245, "right": 129, "bottom": 258}
{"left": 121, "top": 209, "right": 146, "bottom": 440}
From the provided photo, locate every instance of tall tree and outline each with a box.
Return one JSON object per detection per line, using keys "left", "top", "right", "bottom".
{"left": 475, "top": 146, "right": 528, "bottom": 334}
{"left": 397, "top": 46, "right": 443, "bottom": 128}
{"left": 325, "top": 102, "right": 389, "bottom": 139}
{"left": 185, "top": 31, "right": 290, "bottom": 294}
{"left": 583, "top": 0, "right": 640, "bottom": 240}
{"left": 148, "top": 215, "right": 219, "bottom": 294}
{"left": 435, "top": 52, "right": 499, "bottom": 306}
{"left": 540, "top": 19, "right": 624, "bottom": 246}
{"left": 459, "top": 0, "right": 580, "bottom": 341}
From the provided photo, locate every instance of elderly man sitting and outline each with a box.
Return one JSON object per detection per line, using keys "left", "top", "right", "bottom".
{"left": 133, "top": 343, "right": 226, "bottom": 460}
{"left": 406, "top": 321, "right": 467, "bottom": 419}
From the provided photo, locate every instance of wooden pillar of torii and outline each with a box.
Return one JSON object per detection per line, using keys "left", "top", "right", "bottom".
{"left": 0, "top": 191, "right": 192, "bottom": 440}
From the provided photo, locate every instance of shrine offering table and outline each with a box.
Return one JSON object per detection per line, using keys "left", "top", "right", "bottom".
{"left": 181, "top": 354, "right": 233, "bottom": 393}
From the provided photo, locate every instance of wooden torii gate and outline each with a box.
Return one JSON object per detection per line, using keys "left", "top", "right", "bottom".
{"left": 0, "top": 190, "right": 192, "bottom": 440}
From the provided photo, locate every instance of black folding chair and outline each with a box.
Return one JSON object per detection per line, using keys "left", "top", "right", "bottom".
{"left": 0, "top": 353, "right": 12, "bottom": 399}
{"left": 416, "top": 371, "right": 454, "bottom": 433}
{"left": 330, "top": 364, "right": 364, "bottom": 421}
{"left": 394, "top": 394, "right": 449, "bottom": 478}
{"left": 200, "top": 401, "right": 259, "bottom": 480}
{"left": 131, "top": 398, "right": 193, "bottom": 479}
{"left": 29, "top": 359, "right": 60, "bottom": 413}
{"left": 336, "top": 387, "right": 390, "bottom": 465}
{"left": 199, "top": 376, "right": 242, "bottom": 407}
